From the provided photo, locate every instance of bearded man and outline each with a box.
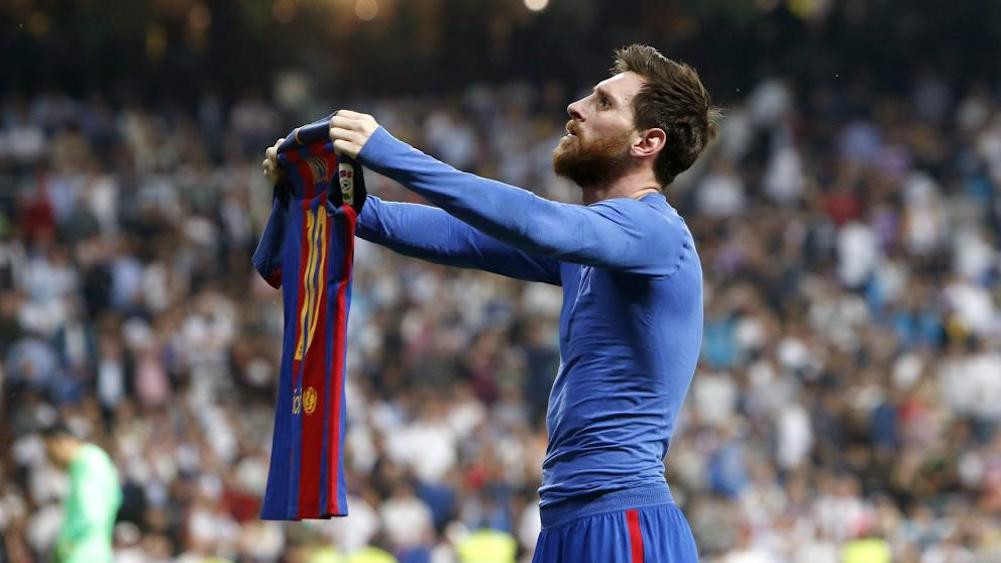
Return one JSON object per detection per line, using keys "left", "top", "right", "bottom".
{"left": 265, "top": 44, "right": 719, "bottom": 562}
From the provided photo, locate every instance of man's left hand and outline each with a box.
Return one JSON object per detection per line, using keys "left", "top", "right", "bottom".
{"left": 329, "top": 110, "right": 379, "bottom": 159}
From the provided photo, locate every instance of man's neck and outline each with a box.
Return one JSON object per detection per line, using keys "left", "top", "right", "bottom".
{"left": 580, "top": 167, "right": 661, "bottom": 205}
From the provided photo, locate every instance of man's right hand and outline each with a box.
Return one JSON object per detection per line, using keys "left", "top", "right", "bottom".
{"left": 261, "top": 137, "right": 284, "bottom": 184}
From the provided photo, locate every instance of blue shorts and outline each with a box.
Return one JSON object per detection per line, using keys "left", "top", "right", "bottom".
{"left": 532, "top": 503, "right": 699, "bottom": 562}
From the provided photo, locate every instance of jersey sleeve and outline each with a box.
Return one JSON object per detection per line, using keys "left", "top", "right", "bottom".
{"left": 358, "top": 127, "right": 688, "bottom": 276}
{"left": 251, "top": 184, "right": 289, "bottom": 288}
{"left": 357, "top": 195, "right": 562, "bottom": 285}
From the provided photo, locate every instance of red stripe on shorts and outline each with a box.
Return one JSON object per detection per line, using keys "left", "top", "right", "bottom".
{"left": 626, "top": 509, "right": 644, "bottom": 563}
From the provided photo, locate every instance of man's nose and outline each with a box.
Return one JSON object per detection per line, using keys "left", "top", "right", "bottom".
{"left": 567, "top": 100, "right": 584, "bottom": 121}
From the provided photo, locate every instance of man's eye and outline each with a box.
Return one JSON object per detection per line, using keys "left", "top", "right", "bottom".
{"left": 599, "top": 97, "right": 610, "bottom": 108}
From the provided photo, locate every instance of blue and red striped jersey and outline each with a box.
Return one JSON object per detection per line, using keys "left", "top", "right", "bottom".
{"left": 252, "top": 115, "right": 366, "bottom": 520}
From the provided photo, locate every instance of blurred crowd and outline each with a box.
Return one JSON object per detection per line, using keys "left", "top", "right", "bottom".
{"left": 1, "top": 69, "right": 1000, "bottom": 563}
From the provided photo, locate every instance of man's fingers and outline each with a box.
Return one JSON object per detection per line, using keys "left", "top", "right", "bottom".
{"left": 335, "top": 109, "right": 366, "bottom": 119}
{"left": 330, "top": 115, "right": 366, "bottom": 132}
{"left": 332, "top": 139, "right": 360, "bottom": 158}
{"left": 262, "top": 137, "right": 286, "bottom": 183}
{"left": 267, "top": 137, "right": 282, "bottom": 157}
{"left": 329, "top": 126, "right": 365, "bottom": 144}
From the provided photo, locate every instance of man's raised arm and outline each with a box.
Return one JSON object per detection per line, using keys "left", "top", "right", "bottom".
{"left": 358, "top": 195, "right": 561, "bottom": 285}
{"left": 330, "top": 112, "right": 688, "bottom": 277}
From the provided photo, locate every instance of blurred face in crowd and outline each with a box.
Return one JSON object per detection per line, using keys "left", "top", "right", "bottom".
{"left": 553, "top": 71, "right": 646, "bottom": 188}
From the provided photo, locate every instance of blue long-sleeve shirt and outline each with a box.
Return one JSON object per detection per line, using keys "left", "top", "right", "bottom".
{"left": 356, "top": 127, "right": 703, "bottom": 527}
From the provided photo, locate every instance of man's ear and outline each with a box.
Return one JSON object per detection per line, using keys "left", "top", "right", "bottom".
{"left": 631, "top": 128, "right": 667, "bottom": 159}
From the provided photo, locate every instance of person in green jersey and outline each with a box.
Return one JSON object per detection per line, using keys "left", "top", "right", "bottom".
{"left": 42, "top": 420, "right": 122, "bottom": 563}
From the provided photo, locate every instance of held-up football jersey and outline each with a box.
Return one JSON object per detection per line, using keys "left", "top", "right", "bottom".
{"left": 252, "top": 114, "right": 366, "bottom": 520}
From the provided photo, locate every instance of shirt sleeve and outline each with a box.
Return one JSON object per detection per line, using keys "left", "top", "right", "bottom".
{"left": 358, "top": 127, "right": 688, "bottom": 276}
{"left": 357, "top": 195, "right": 561, "bottom": 285}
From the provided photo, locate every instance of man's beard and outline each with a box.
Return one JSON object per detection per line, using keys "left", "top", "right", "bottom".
{"left": 552, "top": 127, "right": 634, "bottom": 188}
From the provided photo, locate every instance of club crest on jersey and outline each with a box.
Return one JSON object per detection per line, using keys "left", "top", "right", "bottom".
{"left": 303, "top": 386, "right": 318, "bottom": 415}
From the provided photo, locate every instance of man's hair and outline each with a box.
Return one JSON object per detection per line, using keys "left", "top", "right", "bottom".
{"left": 40, "top": 418, "right": 74, "bottom": 440}
{"left": 613, "top": 44, "right": 722, "bottom": 187}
